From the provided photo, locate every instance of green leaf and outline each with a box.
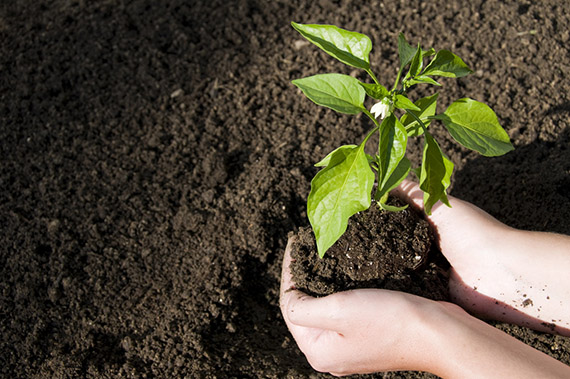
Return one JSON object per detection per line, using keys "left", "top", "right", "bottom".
{"left": 308, "top": 144, "right": 375, "bottom": 257}
{"left": 394, "top": 94, "right": 421, "bottom": 111}
{"left": 397, "top": 33, "right": 417, "bottom": 72}
{"left": 420, "top": 132, "right": 454, "bottom": 215}
{"left": 359, "top": 82, "right": 389, "bottom": 100}
{"left": 407, "top": 44, "right": 423, "bottom": 78}
{"left": 423, "top": 50, "right": 473, "bottom": 78}
{"left": 376, "top": 157, "right": 411, "bottom": 204}
{"left": 421, "top": 48, "right": 436, "bottom": 59}
{"left": 379, "top": 201, "right": 409, "bottom": 212}
{"left": 411, "top": 166, "right": 421, "bottom": 178}
{"left": 401, "top": 93, "right": 439, "bottom": 137}
{"left": 315, "top": 145, "right": 357, "bottom": 167}
{"left": 406, "top": 75, "right": 441, "bottom": 87}
{"left": 376, "top": 115, "right": 408, "bottom": 199}
{"left": 292, "top": 74, "right": 366, "bottom": 114}
{"left": 434, "top": 98, "right": 514, "bottom": 156}
{"left": 292, "top": 22, "right": 372, "bottom": 70}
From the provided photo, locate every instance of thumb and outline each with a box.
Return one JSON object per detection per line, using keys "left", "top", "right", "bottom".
{"left": 392, "top": 178, "right": 425, "bottom": 211}
{"left": 282, "top": 289, "right": 351, "bottom": 331}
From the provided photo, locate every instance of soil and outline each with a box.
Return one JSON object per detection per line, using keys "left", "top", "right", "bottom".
{"left": 1, "top": 0, "right": 569, "bottom": 378}
{"left": 290, "top": 198, "right": 449, "bottom": 301}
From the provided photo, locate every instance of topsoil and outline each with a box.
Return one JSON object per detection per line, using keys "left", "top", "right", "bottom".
{"left": 1, "top": 0, "right": 569, "bottom": 378}
{"left": 290, "top": 198, "right": 450, "bottom": 301}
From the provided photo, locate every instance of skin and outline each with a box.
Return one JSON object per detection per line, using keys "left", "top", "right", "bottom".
{"left": 279, "top": 179, "right": 570, "bottom": 377}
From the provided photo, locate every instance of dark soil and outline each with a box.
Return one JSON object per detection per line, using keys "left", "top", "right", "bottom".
{"left": 290, "top": 198, "right": 449, "bottom": 301}
{"left": 1, "top": 0, "right": 569, "bottom": 378}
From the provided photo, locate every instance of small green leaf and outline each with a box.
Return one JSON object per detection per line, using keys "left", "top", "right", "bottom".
{"left": 308, "top": 144, "right": 375, "bottom": 257}
{"left": 411, "top": 166, "right": 421, "bottom": 178}
{"left": 401, "top": 93, "right": 439, "bottom": 137}
{"left": 397, "top": 33, "right": 417, "bottom": 72}
{"left": 292, "top": 22, "right": 372, "bottom": 70}
{"left": 423, "top": 50, "right": 473, "bottom": 78}
{"left": 379, "top": 201, "right": 409, "bottom": 212}
{"left": 376, "top": 156, "right": 411, "bottom": 204}
{"left": 421, "top": 48, "right": 436, "bottom": 59}
{"left": 315, "top": 145, "right": 357, "bottom": 167}
{"left": 420, "top": 132, "right": 454, "bottom": 215}
{"left": 434, "top": 98, "right": 514, "bottom": 156}
{"left": 394, "top": 94, "right": 421, "bottom": 111}
{"left": 407, "top": 44, "right": 423, "bottom": 78}
{"left": 376, "top": 115, "right": 408, "bottom": 198}
{"left": 406, "top": 75, "right": 441, "bottom": 87}
{"left": 292, "top": 74, "right": 366, "bottom": 114}
{"left": 359, "top": 82, "right": 389, "bottom": 100}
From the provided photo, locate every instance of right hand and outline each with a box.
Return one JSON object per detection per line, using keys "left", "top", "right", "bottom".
{"left": 393, "top": 179, "right": 570, "bottom": 335}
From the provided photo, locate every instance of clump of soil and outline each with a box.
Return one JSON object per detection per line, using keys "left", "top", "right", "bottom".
{"left": 290, "top": 198, "right": 449, "bottom": 300}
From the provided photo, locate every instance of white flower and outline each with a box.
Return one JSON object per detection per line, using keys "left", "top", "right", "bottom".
{"left": 370, "top": 98, "right": 390, "bottom": 119}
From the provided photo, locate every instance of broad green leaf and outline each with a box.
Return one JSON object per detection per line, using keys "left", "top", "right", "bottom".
{"left": 420, "top": 132, "right": 454, "bottom": 215}
{"left": 292, "top": 74, "right": 366, "bottom": 114}
{"left": 292, "top": 22, "right": 372, "bottom": 70}
{"left": 434, "top": 98, "right": 514, "bottom": 156}
{"left": 423, "top": 50, "right": 473, "bottom": 78}
{"left": 401, "top": 93, "right": 439, "bottom": 137}
{"left": 397, "top": 33, "right": 417, "bottom": 71}
{"left": 359, "top": 82, "right": 389, "bottom": 100}
{"left": 308, "top": 144, "right": 375, "bottom": 257}
{"left": 315, "top": 145, "right": 357, "bottom": 167}
{"left": 377, "top": 115, "right": 408, "bottom": 192}
{"left": 394, "top": 94, "right": 421, "bottom": 111}
{"left": 376, "top": 156, "right": 411, "bottom": 204}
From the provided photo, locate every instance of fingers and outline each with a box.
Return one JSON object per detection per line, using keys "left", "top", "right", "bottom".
{"left": 280, "top": 237, "right": 350, "bottom": 331}
{"left": 392, "top": 178, "right": 453, "bottom": 216}
{"left": 280, "top": 236, "right": 296, "bottom": 297}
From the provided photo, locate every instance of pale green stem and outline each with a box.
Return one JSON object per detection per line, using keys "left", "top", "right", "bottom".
{"left": 366, "top": 68, "right": 380, "bottom": 85}
{"left": 404, "top": 109, "right": 428, "bottom": 133}
{"left": 392, "top": 68, "right": 404, "bottom": 91}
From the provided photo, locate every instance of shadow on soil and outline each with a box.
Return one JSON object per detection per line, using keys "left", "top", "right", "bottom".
{"left": 453, "top": 127, "right": 570, "bottom": 234}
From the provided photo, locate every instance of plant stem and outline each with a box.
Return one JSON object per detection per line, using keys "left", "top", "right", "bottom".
{"left": 363, "top": 108, "right": 380, "bottom": 127}
{"left": 392, "top": 68, "right": 403, "bottom": 91}
{"left": 366, "top": 69, "right": 380, "bottom": 85}
{"left": 361, "top": 109, "right": 380, "bottom": 148}
{"left": 404, "top": 109, "right": 428, "bottom": 133}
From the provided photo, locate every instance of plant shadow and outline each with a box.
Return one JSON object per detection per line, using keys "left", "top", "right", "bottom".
{"left": 451, "top": 127, "right": 570, "bottom": 234}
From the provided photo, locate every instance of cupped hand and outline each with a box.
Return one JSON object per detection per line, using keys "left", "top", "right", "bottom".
{"left": 393, "top": 179, "right": 519, "bottom": 316}
{"left": 393, "top": 179, "right": 570, "bottom": 335}
{"left": 279, "top": 238, "right": 444, "bottom": 376}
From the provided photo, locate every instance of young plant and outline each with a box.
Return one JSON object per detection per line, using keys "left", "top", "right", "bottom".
{"left": 291, "top": 22, "right": 514, "bottom": 258}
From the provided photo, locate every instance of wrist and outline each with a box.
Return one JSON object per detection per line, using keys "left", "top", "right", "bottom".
{"left": 422, "top": 301, "right": 570, "bottom": 378}
{"left": 391, "top": 298, "right": 460, "bottom": 375}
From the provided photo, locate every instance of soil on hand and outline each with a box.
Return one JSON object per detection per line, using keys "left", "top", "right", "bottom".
{"left": 2, "top": 0, "right": 570, "bottom": 378}
{"left": 291, "top": 198, "right": 449, "bottom": 301}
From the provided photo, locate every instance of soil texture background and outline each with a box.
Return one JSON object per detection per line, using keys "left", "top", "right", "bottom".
{"left": 1, "top": 0, "right": 570, "bottom": 377}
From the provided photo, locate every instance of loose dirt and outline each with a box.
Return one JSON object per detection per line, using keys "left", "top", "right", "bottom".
{"left": 1, "top": 0, "right": 569, "bottom": 377}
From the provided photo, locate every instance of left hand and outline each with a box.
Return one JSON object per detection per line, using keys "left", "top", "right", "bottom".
{"left": 279, "top": 237, "right": 443, "bottom": 376}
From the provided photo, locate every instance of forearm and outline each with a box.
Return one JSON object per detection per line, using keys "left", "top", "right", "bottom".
{"left": 426, "top": 302, "right": 570, "bottom": 379}
{"left": 448, "top": 227, "right": 570, "bottom": 335}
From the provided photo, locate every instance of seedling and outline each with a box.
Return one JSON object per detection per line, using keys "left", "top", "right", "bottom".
{"left": 291, "top": 22, "right": 514, "bottom": 257}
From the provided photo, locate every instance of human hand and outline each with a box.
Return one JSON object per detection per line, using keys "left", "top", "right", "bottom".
{"left": 280, "top": 235, "right": 570, "bottom": 377}
{"left": 279, "top": 238, "right": 441, "bottom": 376}
{"left": 394, "top": 179, "right": 570, "bottom": 335}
